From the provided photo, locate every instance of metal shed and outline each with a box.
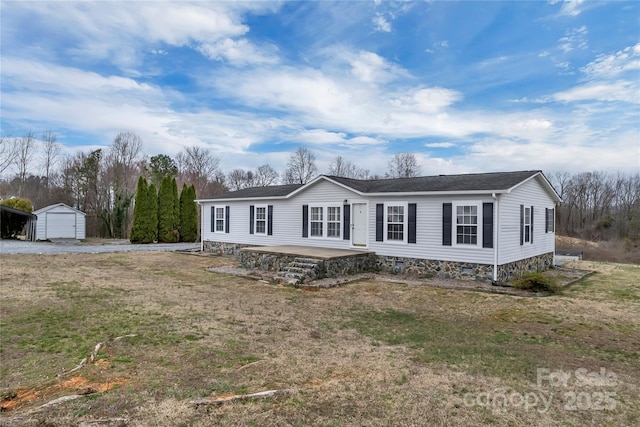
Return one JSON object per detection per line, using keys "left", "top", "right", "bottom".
{"left": 33, "top": 203, "right": 86, "bottom": 240}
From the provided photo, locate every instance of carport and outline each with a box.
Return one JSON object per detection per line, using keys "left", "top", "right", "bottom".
{"left": 0, "top": 205, "right": 37, "bottom": 241}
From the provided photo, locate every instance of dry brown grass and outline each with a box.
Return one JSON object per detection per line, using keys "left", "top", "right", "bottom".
{"left": 556, "top": 235, "right": 640, "bottom": 264}
{"left": 1, "top": 251, "right": 638, "bottom": 426}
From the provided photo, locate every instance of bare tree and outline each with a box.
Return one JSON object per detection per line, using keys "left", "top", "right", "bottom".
{"left": 177, "top": 145, "right": 221, "bottom": 196}
{"left": 283, "top": 147, "right": 317, "bottom": 184}
{"left": 0, "top": 134, "right": 19, "bottom": 175}
{"left": 553, "top": 170, "right": 640, "bottom": 241}
{"left": 40, "top": 130, "right": 61, "bottom": 189}
{"left": 15, "top": 131, "right": 36, "bottom": 197}
{"left": 227, "top": 168, "right": 254, "bottom": 191}
{"left": 327, "top": 155, "right": 369, "bottom": 179}
{"left": 107, "top": 132, "right": 144, "bottom": 192}
{"left": 254, "top": 164, "right": 279, "bottom": 186}
{"left": 385, "top": 153, "right": 422, "bottom": 179}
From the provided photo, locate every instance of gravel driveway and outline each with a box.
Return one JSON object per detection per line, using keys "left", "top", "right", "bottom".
{"left": 0, "top": 239, "right": 199, "bottom": 255}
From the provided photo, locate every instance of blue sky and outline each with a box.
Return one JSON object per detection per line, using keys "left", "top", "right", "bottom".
{"left": 1, "top": 0, "right": 639, "bottom": 177}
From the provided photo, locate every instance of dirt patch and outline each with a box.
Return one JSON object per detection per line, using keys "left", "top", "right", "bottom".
{"left": 1, "top": 376, "right": 127, "bottom": 413}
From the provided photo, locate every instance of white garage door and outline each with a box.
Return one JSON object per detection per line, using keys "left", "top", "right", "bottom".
{"left": 46, "top": 213, "right": 76, "bottom": 238}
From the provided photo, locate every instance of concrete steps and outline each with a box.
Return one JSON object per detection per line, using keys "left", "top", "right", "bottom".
{"left": 275, "top": 257, "right": 324, "bottom": 286}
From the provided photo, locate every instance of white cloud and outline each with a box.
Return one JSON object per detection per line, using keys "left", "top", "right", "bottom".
{"left": 296, "top": 129, "right": 348, "bottom": 145}
{"left": 1, "top": 1, "right": 276, "bottom": 69}
{"left": 553, "top": 81, "right": 640, "bottom": 103}
{"left": 582, "top": 43, "right": 640, "bottom": 78}
{"left": 425, "top": 142, "right": 455, "bottom": 148}
{"left": 197, "top": 38, "right": 279, "bottom": 65}
{"left": 347, "top": 50, "right": 408, "bottom": 84}
{"left": 373, "top": 13, "right": 391, "bottom": 33}
{"left": 557, "top": 26, "right": 588, "bottom": 53}
{"left": 557, "top": 0, "right": 585, "bottom": 17}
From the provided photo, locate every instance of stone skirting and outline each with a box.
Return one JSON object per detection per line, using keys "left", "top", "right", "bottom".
{"left": 203, "top": 241, "right": 554, "bottom": 284}
{"left": 495, "top": 252, "right": 555, "bottom": 283}
{"left": 238, "top": 248, "right": 378, "bottom": 280}
{"left": 376, "top": 256, "right": 494, "bottom": 281}
{"left": 203, "top": 241, "right": 251, "bottom": 256}
{"left": 377, "top": 252, "right": 555, "bottom": 282}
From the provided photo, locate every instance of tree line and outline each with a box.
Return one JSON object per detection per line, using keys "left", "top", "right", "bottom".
{"left": 550, "top": 171, "right": 640, "bottom": 242}
{"left": 2, "top": 131, "right": 638, "bottom": 242}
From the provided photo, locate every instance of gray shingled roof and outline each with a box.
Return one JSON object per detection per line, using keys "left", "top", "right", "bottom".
{"left": 204, "top": 183, "right": 303, "bottom": 199}
{"left": 202, "top": 170, "right": 544, "bottom": 200}
{"left": 328, "top": 170, "right": 542, "bottom": 193}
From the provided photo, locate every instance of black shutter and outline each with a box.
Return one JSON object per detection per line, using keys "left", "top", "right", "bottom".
{"left": 302, "top": 205, "right": 308, "bottom": 238}
{"left": 267, "top": 205, "right": 273, "bottom": 236}
{"left": 520, "top": 204, "right": 524, "bottom": 245}
{"left": 211, "top": 205, "right": 215, "bottom": 232}
{"left": 225, "top": 206, "right": 230, "bottom": 233}
{"left": 375, "top": 204, "right": 384, "bottom": 242}
{"left": 343, "top": 204, "right": 350, "bottom": 240}
{"left": 482, "top": 202, "right": 493, "bottom": 249}
{"left": 408, "top": 203, "right": 417, "bottom": 244}
{"left": 249, "top": 205, "right": 254, "bottom": 234}
{"left": 530, "top": 206, "right": 534, "bottom": 244}
{"left": 442, "top": 203, "right": 452, "bottom": 246}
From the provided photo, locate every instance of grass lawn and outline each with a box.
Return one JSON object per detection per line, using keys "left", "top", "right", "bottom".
{"left": 0, "top": 252, "right": 638, "bottom": 426}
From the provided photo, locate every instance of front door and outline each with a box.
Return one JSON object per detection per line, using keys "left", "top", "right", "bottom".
{"left": 352, "top": 203, "right": 367, "bottom": 247}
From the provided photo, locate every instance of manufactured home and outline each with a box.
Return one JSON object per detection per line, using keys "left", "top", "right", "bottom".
{"left": 197, "top": 170, "right": 560, "bottom": 283}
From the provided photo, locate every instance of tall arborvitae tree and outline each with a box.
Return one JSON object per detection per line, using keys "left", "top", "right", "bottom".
{"left": 180, "top": 184, "right": 198, "bottom": 242}
{"left": 147, "top": 183, "right": 158, "bottom": 242}
{"left": 172, "top": 177, "right": 180, "bottom": 240}
{"left": 131, "top": 177, "right": 158, "bottom": 244}
{"left": 158, "top": 176, "right": 179, "bottom": 243}
{"left": 130, "top": 177, "right": 148, "bottom": 243}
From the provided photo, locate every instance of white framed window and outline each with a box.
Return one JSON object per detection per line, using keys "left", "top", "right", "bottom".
{"left": 255, "top": 205, "right": 267, "bottom": 234}
{"left": 546, "top": 208, "right": 555, "bottom": 233}
{"left": 454, "top": 202, "right": 481, "bottom": 246}
{"left": 383, "top": 202, "right": 408, "bottom": 243}
{"left": 308, "top": 204, "right": 341, "bottom": 239}
{"left": 327, "top": 206, "right": 341, "bottom": 238}
{"left": 215, "top": 207, "right": 225, "bottom": 232}
{"left": 310, "top": 206, "right": 323, "bottom": 237}
{"left": 524, "top": 206, "right": 531, "bottom": 242}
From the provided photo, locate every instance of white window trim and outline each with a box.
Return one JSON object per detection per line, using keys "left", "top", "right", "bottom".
{"left": 308, "top": 204, "right": 342, "bottom": 239}
{"left": 546, "top": 208, "right": 555, "bottom": 233}
{"left": 384, "top": 202, "right": 408, "bottom": 244}
{"left": 524, "top": 206, "right": 532, "bottom": 243}
{"left": 214, "top": 206, "right": 225, "bottom": 234}
{"left": 254, "top": 204, "right": 268, "bottom": 235}
{"left": 452, "top": 201, "right": 482, "bottom": 248}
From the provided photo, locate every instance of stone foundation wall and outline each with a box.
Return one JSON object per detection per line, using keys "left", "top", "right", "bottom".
{"left": 239, "top": 249, "right": 378, "bottom": 279}
{"left": 496, "top": 252, "right": 554, "bottom": 283}
{"left": 205, "top": 240, "right": 553, "bottom": 284}
{"left": 203, "top": 241, "right": 252, "bottom": 256}
{"left": 376, "top": 256, "right": 494, "bottom": 281}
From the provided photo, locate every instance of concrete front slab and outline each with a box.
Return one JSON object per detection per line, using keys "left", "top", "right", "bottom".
{"left": 240, "top": 245, "right": 373, "bottom": 260}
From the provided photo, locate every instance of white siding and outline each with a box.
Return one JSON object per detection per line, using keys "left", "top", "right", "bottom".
{"left": 497, "top": 176, "right": 556, "bottom": 265}
{"left": 366, "top": 194, "right": 496, "bottom": 264}
{"left": 202, "top": 180, "right": 357, "bottom": 250}
{"left": 33, "top": 204, "right": 86, "bottom": 240}
{"left": 202, "top": 180, "right": 497, "bottom": 264}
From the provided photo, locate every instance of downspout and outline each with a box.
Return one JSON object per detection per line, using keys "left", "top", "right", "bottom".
{"left": 196, "top": 201, "right": 204, "bottom": 252}
{"left": 492, "top": 193, "right": 499, "bottom": 283}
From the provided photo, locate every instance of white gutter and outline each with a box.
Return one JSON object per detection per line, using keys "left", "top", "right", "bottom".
{"left": 492, "top": 192, "right": 499, "bottom": 283}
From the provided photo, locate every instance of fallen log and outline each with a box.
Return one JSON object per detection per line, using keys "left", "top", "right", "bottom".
{"left": 63, "top": 334, "right": 137, "bottom": 375}
{"left": 189, "top": 388, "right": 297, "bottom": 406}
